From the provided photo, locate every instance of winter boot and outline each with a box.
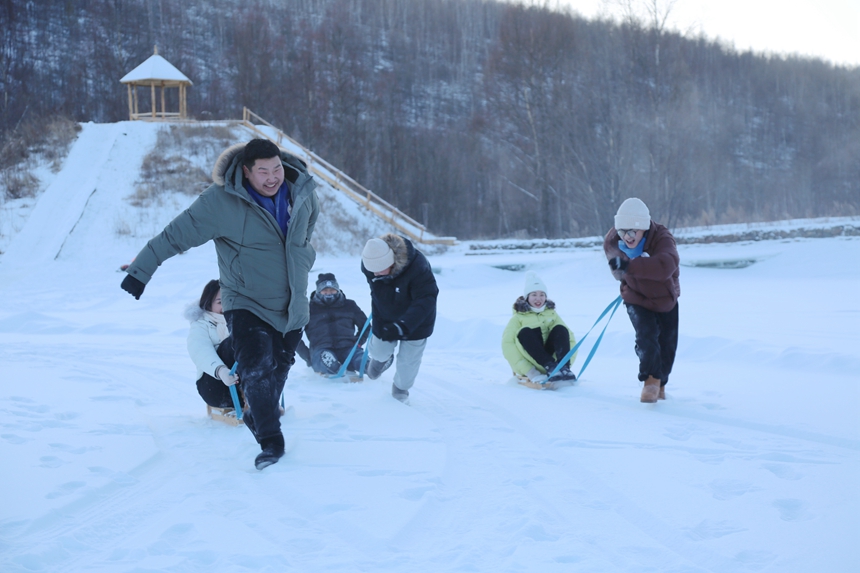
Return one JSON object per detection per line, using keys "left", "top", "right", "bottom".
{"left": 255, "top": 434, "right": 286, "bottom": 470}
{"left": 658, "top": 385, "right": 666, "bottom": 400}
{"left": 525, "top": 367, "right": 548, "bottom": 384}
{"left": 548, "top": 364, "right": 576, "bottom": 382}
{"left": 640, "top": 376, "right": 661, "bottom": 403}
{"left": 391, "top": 383, "right": 409, "bottom": 403}
{"left": 366, "top": 355, "right": 394, "bottom": 380}
{"left": 320, "top": 350, "right": 341, "bottom": 373}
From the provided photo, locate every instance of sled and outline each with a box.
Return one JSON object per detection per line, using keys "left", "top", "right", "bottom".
{"left": 515, "top": 374, "right": 574, "bottom": 391}
{"left": 207, "top": 403, "right": 290, "bottom": 426}
{"left": 318, "top": 371, "right": 364, "bottom": 383}
{"left": 207, "top": 405, "right": 244, "bottom": 426}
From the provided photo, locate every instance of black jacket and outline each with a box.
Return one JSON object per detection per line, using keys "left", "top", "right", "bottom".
{"left": 304, "top": 291, "right": 369, "bottom": 351}
{"left": 361, "top": 234, "right": 438, "bottom": 341}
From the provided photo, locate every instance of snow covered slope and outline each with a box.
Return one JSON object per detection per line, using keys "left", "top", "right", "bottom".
{"left": 0, "top": 123, "right": 857, "bottom": 573}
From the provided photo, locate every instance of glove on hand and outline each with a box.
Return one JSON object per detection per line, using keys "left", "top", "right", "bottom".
{"left": 378, "top": 322, "right": 405, "bottom": 342}
{"left": 215, "top": 365, "right": 239, "bottom": 386}
{"left": 121, "top": 275, "right": 146, "bottom": 299}
{"left": 608, "top": 256, "right": 629, "bottom": 272}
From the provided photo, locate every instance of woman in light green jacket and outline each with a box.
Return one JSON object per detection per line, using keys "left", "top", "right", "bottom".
{"left": 502, "top": 272, "right": 577, "bottom": 384}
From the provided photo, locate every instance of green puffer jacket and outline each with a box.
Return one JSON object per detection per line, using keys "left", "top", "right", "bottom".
{"left": 501, "top": 298, "right": 577, "bottom": 376}
{"left": 126, "top": 143, "right": 319, "bottom": 334}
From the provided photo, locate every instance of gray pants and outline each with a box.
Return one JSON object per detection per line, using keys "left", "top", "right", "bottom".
{"left": 368, "top": 335, "right": 427, "bottom": 391}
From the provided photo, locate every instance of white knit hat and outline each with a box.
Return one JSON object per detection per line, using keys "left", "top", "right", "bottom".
{"left": 523, "top": 271, "right": 547, "bottom": 298}
{"left": 614, "top": 197, "right": 651, "bottom": 230}
{"left": 362, "top": 238, "right": 395, "bottom": 272}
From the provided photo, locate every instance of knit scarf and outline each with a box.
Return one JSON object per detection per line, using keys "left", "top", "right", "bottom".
{"left": 244, "top": 180, "right": 291, "bottom": 236}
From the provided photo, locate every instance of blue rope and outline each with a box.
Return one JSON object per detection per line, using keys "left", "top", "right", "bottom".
{"left": 228, "top": 361, "right": 242, "bottom": 420}
{"left": 546, "top": 296, "right": 623, "bottom": 382}
{"left": 327, "top": 313, "right": 372, "bottom": 380}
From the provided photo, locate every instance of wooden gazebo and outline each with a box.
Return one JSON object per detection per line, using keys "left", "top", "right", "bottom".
{"left": 120, "top": 47, "right": 192, "bottom": 120}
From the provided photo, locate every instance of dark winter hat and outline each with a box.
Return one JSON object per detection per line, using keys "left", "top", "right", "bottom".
{"left": 614, "top": 197, "right": 651, "bottom": 231}
{"left": 315, "top": 273, "right": 340, "bottom": 294}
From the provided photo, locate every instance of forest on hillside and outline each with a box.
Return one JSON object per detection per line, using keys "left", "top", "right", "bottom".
{"left": 2, "top": 0, "right": 859, "bottom": 239}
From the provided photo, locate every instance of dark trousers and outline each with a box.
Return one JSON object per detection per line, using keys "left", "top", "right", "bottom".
{"left": 195, "top": 337, "right": 242, "bottom": 408}
{"left": 225, "top": 309, "right": 301, "bottom": 444}
{"left": 517, "top": 325, "right": 572, "bottom": 369}
{"left": 626, "top": 302, "right": 679, "bottom": 385}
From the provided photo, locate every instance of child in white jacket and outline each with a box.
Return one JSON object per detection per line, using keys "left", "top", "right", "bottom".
{"left": 185, "top": 280, "right": 242, "bottom": 408}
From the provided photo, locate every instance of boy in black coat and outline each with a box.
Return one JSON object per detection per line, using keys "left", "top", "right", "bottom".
{"left": 297, "top": 273, "right": 369, "bottom": 375}
{"left": 360, "top": 234, "right": 438, "bottom": 402}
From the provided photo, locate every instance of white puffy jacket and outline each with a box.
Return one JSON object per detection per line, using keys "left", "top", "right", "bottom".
{"left": 184, "top": 303, "right": 229, "bottom": 380}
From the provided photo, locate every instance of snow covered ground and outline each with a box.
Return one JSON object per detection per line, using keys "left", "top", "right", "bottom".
{"left": 0, "top": 123, "right": 857, "bottom": 572}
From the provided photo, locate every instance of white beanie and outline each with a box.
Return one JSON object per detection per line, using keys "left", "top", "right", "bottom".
{"left": 523, "top": 271, "right": 547, "bottom": 298}
{"left": 362, "top": 238, "right": 395, "bottom": 272}
{"left": 614, "top": 197, "right": 651, "bottom": 230}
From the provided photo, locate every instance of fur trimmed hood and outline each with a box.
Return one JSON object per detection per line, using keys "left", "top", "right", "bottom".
{"left": 183, "top": 301, "right": 206, "bottom": 323}
{"left": 378, "top": 233, "right": 412, "bottom": 279}
{"left": 513, "top": 296, "right": 556, "bottom": 313}
{"left": 210, "top": 142, "right": 310, "bottom": 187}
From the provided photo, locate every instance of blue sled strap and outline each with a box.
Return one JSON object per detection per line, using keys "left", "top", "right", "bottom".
{"left": 546, "top": 295, "right": 623, "bottom": 382}
{"left": 228, "top": 361, "right": 243, "bottom": 420}
{"left": 328, "top": 313, "right": 373, "bottom": 380}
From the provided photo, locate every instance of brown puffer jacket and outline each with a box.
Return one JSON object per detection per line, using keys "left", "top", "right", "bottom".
{"left": 603, "top": 221, "right": 680, "bottom": 313}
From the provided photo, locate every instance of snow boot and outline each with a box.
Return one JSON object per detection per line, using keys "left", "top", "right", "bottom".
{"left": 548, "top": 364, "right": 576, "bottom": 383}
{"left": 525, "top": 367, "right": 548, "bottom": 384}
{"left": 391, "top": 383, "right": 409, "bottom": 403}
{"left": 320, "top": 350, "right": 341, "bottom": 372}
{"left": 658, "top": 384, "right": 666, "bottom": 400}
{"left": 255, "top": 434, "right": 285, "bottom": 470}
{"left": 640, "top": 376, "right": 661, "bottom": 403}
{"left": 366, "top": 355, "right": 394, "bottom": 380}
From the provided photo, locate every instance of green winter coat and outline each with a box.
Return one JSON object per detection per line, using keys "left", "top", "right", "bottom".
{"left": 126, "top": 143, "right": 319, "bottom": 334}
{"left": 501, "top": 298, "right": 578, "bottom": 376}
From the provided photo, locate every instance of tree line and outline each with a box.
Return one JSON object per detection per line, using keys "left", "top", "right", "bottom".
{"left": 2, "top": 0, "right": 858, "bottom": 238}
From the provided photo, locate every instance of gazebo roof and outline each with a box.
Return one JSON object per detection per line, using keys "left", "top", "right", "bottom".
{"left": 120, "top": 52, "right": 192, "bottom": 85}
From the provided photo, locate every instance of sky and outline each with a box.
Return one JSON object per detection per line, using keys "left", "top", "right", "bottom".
{"left": 547, "top": 0, "right": 860, "bottom": 67}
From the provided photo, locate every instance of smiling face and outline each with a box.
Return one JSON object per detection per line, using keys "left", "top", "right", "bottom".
{"left": 618, "top": 228, "right": 646, "bottom": 249}
{"left": 527, "top": 290, "right": 546, "bottom": 308}
{"left": 242, "top": 156, "right": 284, "bottom": 197}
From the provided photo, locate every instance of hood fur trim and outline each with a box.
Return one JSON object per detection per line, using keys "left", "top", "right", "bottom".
{"left": 513, "top": 296, "right": 556, "bottom": 313}
{"left": 184, "top": 302, "right": 205, "bottom": 322}
{"left": 211, "top": 143, "right": 247, "bottom": 186}
{"left": 211, "top": 143, "right": 309, "bottom": 186}
{"left": 380, "top": 233, "right": 411, "bottom": 278}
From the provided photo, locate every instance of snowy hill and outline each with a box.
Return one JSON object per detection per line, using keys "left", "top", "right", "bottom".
{"left": 0, "top": 123, "right": 857, "bottom": 572}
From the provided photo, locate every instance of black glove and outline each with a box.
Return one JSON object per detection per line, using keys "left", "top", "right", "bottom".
{"left": 608, "top": 257, "right": 629, "bottom": 272}
{"left": 121, "top": 275, "right": 146, "bottom": 300}
{"left": 378, "top": 322, "right": 405, "bottom": 342}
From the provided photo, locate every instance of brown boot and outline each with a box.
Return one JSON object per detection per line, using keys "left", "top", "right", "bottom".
{"left": 640, "top": 376, "right": 660, "bottom": 403}
{"left": 658, "top": 385, "right": 666, "bottom": 400}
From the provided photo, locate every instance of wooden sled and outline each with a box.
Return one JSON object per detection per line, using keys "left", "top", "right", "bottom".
{"left": 206, "top": 403, "right": 289, "bottom": 426}
{"left": 320, "top": 372, "right": 364, "bottom": 383}
{"left": 207, "top": 405, "right": 244, "bottom": 426}
{"left": 515, "top": 374, "right": 574, "bottom": 391}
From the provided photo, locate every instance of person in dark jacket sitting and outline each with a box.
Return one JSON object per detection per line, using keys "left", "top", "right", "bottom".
{"left": 360, "top": 234, "right": 439, "bottom": 403}
{"left": 297, "top": 273, "right": 369, "bottom": 376}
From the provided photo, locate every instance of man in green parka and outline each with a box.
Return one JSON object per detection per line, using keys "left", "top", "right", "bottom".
{"left": 121, "top": 139, "right": 319, "bottom": 470}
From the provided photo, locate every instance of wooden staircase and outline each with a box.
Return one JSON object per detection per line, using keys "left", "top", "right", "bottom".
{"left": 240, "top": 108, "right": 456, "bottom": 246}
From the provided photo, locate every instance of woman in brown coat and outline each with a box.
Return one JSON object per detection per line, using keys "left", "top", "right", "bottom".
{"left": 603, "top": 198, "right": 680, "bottom": 403}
